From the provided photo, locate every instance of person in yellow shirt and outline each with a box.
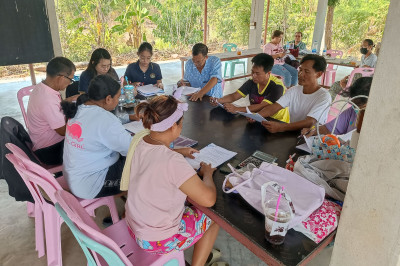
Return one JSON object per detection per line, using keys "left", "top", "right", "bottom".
{"left": 210, "top": 53, "right": 289, "bottom": 123}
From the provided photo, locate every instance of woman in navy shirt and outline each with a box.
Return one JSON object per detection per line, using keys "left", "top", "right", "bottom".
{"left": 79, "top": 48, "right": 119, "bottom": 93}
{"left": 124, "top": 42, "right": 163, "bottom": 88}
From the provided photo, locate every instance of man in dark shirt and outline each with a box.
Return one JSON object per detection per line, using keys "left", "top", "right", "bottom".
{"left": 210, "top": 53, "right": 289, "bottom": 122}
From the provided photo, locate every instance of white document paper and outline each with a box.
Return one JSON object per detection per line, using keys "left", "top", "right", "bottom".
{"left": 123, "top": 121, "right": 145, "bottom": 134}
{"left": 237, "top": 111, "right": 268, "bottom": 123}
{"left": 137, "top": 84, "right": 163, "bottom": 96}
{"left": 181, "top": 86, "right": 200, "bottom": 95}
{"left": 186, "top": 143, "right": 237, "bottom": 170}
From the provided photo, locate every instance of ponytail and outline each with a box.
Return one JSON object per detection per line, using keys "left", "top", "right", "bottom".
{"left": 61, "top": 94, "right": 90, "bottom": 119}
{"left": 135, "top": 95, "right": 178, "bottom": 129}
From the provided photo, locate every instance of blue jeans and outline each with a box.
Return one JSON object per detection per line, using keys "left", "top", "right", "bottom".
{"left": 271, "top": 63, "right": 298, "bottom": 87}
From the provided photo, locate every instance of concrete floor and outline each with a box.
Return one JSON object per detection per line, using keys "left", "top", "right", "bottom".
{"left": 0, "top": 60, "right": 351, "bottom": 265}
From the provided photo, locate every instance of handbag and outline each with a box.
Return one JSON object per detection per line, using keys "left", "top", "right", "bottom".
{"left": 311, "top": 95, "right": 368, "bottom": 163}
{"left": 222, "top": 162, "right": 325, "bottom": 228}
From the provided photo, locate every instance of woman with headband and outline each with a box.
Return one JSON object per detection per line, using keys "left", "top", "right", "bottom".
{"left": 121, "top": 95, "right": 220, "bottom": 265}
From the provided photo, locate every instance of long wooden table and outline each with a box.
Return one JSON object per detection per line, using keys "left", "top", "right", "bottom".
{"left": 179, "top": 48, "right": 263, "bottom": 81}
{"left": 175, "top": 96, "right": 334, "bottom": 266}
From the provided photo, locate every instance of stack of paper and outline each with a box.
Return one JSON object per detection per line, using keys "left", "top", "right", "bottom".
{"left": 186, "top": 143, "right": 237, "bottom": 170}
{"left": 137, "top": 84, "right": 163, "bottom": 96}
{"left": 123, "top": 121, "right": 145, "bottom": 134}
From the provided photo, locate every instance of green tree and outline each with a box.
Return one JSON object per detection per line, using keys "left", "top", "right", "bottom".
{"left": 325, "top": 0, "right": 340, "bottom": 50}
{"left": 112, "top": 0, "right": 161, "bottom": 48}
{"left": 153, "top": 0, "right": 203, "bottom": 47}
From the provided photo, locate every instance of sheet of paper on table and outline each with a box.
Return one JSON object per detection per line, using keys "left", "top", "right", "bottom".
{"left": 296, "top": 130, "right": 355, "bottom": 153}
{"left": 237, "top": 111, "right": 268, "bottom": 123}
{"left": 186, "top": 143, "right": 237, "bottom": 170}
{"left": 137, "top": 84, "right": 163, "bottom": 96}
{"left": 123, "top": 121, "right": 145, "bottom": 134}
{"left": 181, "top": 86, "right": 200, "bottom": 95}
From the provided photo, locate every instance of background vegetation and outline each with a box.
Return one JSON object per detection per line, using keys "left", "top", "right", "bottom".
{"left": 0, "top": 0, "right": 390, "bottom": 77}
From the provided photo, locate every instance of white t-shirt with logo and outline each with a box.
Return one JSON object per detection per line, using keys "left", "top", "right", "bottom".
{"left": 276, "top": 85, "right": 332, "bottom": 124}
{"left": 63, "top": 105, "right": 132, "bottom": 199}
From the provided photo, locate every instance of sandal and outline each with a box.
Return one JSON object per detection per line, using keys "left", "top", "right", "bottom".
{"left": 211, "top": 262, "right": 229, "bottom": 266}
{"left": 205, "top": 248, "right": 222, "bottom": 266}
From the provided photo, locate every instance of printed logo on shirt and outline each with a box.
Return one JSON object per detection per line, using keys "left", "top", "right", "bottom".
{"left": 67, "top": 121, "right": 84, "bottom": 142}
{"left": 150, "top": 73, "right": 156, "bottom": 79}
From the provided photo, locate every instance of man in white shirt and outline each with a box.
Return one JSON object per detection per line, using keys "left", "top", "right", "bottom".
{"left": 258, "top": 54, "right": 332, "bottom": 133}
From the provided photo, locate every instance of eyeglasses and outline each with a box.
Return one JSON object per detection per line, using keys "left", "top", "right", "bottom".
{"left": 58, "top": 75, "right": 75, "bottom": 85}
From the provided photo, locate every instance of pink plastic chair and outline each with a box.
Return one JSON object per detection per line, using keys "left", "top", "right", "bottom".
{"left": 54, "top": 190, "right": 185, "bottom": 266}
{"left": 16, "top": 85, "right": 64, "bottom": 218}
{"left": 327, "top": 67, "right": 374, "bottom": 122}
{"left": 345, "top": 67, "right": 375, "bottom": 88}
{"left": 322, "top": 50, "right": 343, "bottom": 86}
{"left": 6, "top": 143, "right": 120, "bottom": 266}
{"left": 17, "top": 85, "right": 35, "bottom": 129}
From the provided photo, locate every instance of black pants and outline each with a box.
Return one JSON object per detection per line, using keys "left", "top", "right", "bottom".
{"left": 34, "top": 140, "right": 64, "bottom": 165}
{"left": 95, "top": 156, "right": 126, "bottom": 198}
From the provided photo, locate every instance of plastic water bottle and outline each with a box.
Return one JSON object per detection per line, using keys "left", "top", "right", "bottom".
{"left": 322, "top": 48, "right": 327, "bottom": 57}
{"left": 118, "top": 87, "right": 125, "bottom": 107}
{"left": 311, "top": 41, "right": 318, "bottom": 54}
{"left": 124, "top": 85, "right": 135, "bottom": 104}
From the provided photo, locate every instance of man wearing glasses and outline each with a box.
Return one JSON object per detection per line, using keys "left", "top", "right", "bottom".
{"left": 286, "top": 32, "right": 307, "bottom": 51}
{"left": 27, "top": 57, "right": 78, "bottom": 165}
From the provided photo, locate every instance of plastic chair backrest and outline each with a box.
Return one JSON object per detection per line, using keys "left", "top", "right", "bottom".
{"left": 17, "top": 85, "right": 35, "bottom": 128}
{"left": 346, "top": 67, "right": 375, "bottom": 88}
{"left": 54, "top": 190, "right": 133, "bottom": 265}
{"left": 222, "top": 43, "right": 237, "bottom": 52}
{"left": 326, "top": 50, "right": 343, "bottom": 59}
{"left": 55, "top": 203, "right": 126, "bottom": 266}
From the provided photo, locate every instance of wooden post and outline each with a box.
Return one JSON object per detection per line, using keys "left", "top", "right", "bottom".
{"left": 28, "top": 64, "right": 37, "bottom": 85}
{"left": 203, "top": 0, "right": 207, "bottom": 44}
{"left": 263, "top": 0, "right": 271, "bottom": 45}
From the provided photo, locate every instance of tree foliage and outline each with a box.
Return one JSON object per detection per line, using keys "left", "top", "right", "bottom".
{"left": 55, "top": 0, "right": 389, "bottom": 61}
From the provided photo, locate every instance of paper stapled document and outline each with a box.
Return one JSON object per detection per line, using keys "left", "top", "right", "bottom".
{"left": 185, "top": 143, "right": 237, "bottom": 170}
{"left": 237, "top": 107, "right": 268, "bottom": 123}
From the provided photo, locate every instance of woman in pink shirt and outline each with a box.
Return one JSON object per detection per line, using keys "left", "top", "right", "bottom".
{"left": 124, "top": 95, "right": 220, "bottom": 266}
{"left": 263, "top": 30, "right": 298, "bottom": 88}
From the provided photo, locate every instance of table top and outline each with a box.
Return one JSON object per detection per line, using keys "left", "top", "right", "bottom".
{"left": 177, "top": 96, "right": 333, "bottom": 266}
{"left": 180, "top": 48, "right": 263, "bottom": 62}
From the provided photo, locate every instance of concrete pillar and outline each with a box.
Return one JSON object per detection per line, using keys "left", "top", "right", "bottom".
{"left": 311, "top": 0, "right": 328, "bottom": 53}
{"left": 330, "top": 1, "right": 400, "bottom": 265}
{"left": 45, "top": 0, "right": 62, "bottom": 56}
{"left": 248, "top": 0, "right": 264, "bottom": 71}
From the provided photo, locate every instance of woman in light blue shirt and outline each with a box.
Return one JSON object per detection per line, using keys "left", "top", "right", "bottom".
{"left": 61, "top": 75, "right": 132, "bottom": 199}
{"left": 179, "top": 43, "right": 223, "bottom": 101}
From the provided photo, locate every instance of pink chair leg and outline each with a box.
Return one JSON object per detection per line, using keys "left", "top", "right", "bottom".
{"left": 34, "top": 204, "right": 45, "bottom": 258}
{"left": 27, "top": 202, "right": 35, "bottom": 217}
{"left": 43, "top": 206, "right": 63, "bottom": 266}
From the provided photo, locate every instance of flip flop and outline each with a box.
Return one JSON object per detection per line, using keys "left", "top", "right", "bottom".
{"left": 211, "top": 262, "right": 229, "bottom": 266}
{"left": 205, "top": 248, "right": 222, "bottom": 266}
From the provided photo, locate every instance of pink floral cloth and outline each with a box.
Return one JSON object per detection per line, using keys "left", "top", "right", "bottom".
{"left": 293, "top": 200, "right": 342, "bottom": 243}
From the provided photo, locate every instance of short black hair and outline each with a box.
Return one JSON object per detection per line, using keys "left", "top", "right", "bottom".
{"left": 46, "top": 57, "right": 76, "bottom": 77}
{"left": 192, "top": 43, "right": 208, "bottom": 56}
{"left": 300, "top": 54, "right": 327, "bottom": 72}
{"left": 295, "top": 32, "right": 303, "bottom": 36}
{"left": 251, "top": 53, "right": 274, "bottom": 73}
{"left": 272, "top": 30, "right": 283, "bottom": 38}
{"left": 138, "top": 42, "right": 153, "bottom": 55}
{"left": 364, "top": 39, "right": 374, "bottom": 47}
